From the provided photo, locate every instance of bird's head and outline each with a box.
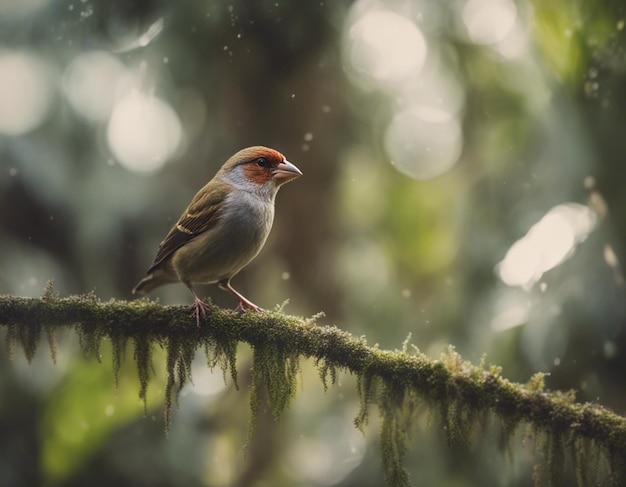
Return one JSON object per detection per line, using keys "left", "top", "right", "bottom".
{"left": 219, "top": 146, "right": 302, "bottom": 196}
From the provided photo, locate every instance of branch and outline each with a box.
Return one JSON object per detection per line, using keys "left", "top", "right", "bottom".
{"left": 1, "top": 290, "right": 625, "bottom": 486}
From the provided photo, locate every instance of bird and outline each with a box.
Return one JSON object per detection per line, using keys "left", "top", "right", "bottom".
{"left": 132, "top": 146, "right": 302, "bottom": 325}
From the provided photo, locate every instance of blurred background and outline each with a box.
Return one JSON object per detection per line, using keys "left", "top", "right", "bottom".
{"left": 1, "top": 0, "right": 625, "bottom": 485}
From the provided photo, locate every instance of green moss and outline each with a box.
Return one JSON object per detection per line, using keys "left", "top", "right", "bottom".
{"left": 248, "top": 342, "right": 299, "bottom": 440}
{"left": 6, "top": 322, "right": 42, "bottom": 363}
{"left": 440, "top": 398, "right": 478, "bottom": 450}
{"left": 607, "top": 446, "right": 626, "bottom": 486}
{"left": 498, "top": 415, "right": 523, "bottom": 462}
{"left": 526, "top": 372, "right": 547, "bottom": 393}
{"left": 2, "top": 291, "right": 626, "bottom": 487}
{"left": 203, "top": 334, "right": 239, "bottom": 389}
{"left": 42, "top": 280, "right": 59, "bottom": 302}
{"left": 46, "top": 326, "right": 58, "bottom": 364}
{"left": 379, "top": 380, "right": 419, "bottom": 487}
{"left": 76, "top": 321, "right": 104, "bottom": 361}
{"left": 571, "top": 436, "right": 599, "bottom": 486}
{"left": 109, "top": 333, "right": 127, "bottom": 388}
{"left": 133, "top": 336, "right": 153, "bottom": 413}
{"left": 315, "top": 357, "right": 338, "bottom": 392}
{"left": 544, "top": 431, "right": 566, "bottom": 486}
{"left": 163, "top": 334, "right": 196, "bottom": 430}
{"left": 354, "top": 370, "right": 375, "bottom": 432}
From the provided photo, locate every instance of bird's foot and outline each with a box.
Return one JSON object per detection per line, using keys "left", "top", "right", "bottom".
{"left": 217, "top": 280, "right": 264, "bottom": 313}
{"left": 190, "top": 297, "right": 212, "bottom": 326}
{"left": 236, "top": 299, "right": 264, "bottom": 314}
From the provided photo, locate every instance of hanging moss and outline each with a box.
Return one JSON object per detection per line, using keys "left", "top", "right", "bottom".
{"left": 354, "top": 370, "right": 375, "bottom": 432}
{"left": 545, "top": 431, "right": 566, "bottom": 486}
{"left": 109, "top": 333, "right": 127, "bottom": 388}
{"left": 202, "top": 330, "right": 239, "bottom": 389}
{"left": 75, "top": 318, "right": 107, "bottom": 361}
{"left": 163, "top": 334, "right": 196, "bottom": 429}
{"left": 530, "top": 427, "right": 567, "bottom": 487}
{"left": 440, "top": 398, "right": 479, "bottom": 450}
{"left": 1, "top": 291, "right": 626, "bottom": 487}
{"left": 378, "top": 380, "right": 419, "bottom": 487}
{"left": 571, "top": 436, "right": 600, "bottom": 486}
{"left": 40, "top": 283, "right": 60, "bottom": 364}
{"left": 248, "top": 342, "right": 300, "bottom": 442}
{"left": 253, "top": 342, "right": 299, "bottom": 420}
{"left": 498, "top": 414, "right": 523, "bottom": 462}
{"left": 607, "top": 445, "right": 626, "bottom": 486}
{"left": 6, "top": 321, "right": 42, "bottom": 363}
{"left": 45, "top": 326, "right": 58, "bottom": 364}
{"left": 133, "top": 336, "right": 153, "bottom": 412}
{"left": 315, "top": 357, "right": 339, "bottom": 392}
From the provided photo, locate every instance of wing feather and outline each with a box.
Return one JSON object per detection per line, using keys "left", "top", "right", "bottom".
{"left": 146, "top": 180, "right": 229, "bottom": 273}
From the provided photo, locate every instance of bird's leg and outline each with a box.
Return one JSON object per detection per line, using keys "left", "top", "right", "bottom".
{"left": 185, "top": 284, "right": 212, "bottom": 326}
{"left": 218, "top": 279, "right": 264, "bottom": 313}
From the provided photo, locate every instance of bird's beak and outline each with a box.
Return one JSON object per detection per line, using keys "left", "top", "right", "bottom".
{"left": 272, "top": 159, "right": 303, "bottom": 182}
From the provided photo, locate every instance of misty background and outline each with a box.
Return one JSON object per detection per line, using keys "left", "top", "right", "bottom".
{"left": 1, "top": 0, "right": 625, "bottom": 485}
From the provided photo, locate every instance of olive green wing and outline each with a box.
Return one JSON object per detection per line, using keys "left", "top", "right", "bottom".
{"left": 146, "top": 181, "right": 229, "bottom": 273}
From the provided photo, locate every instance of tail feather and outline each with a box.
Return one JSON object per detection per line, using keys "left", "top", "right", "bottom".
{"left": 132, "top": 273, "right": 174, "bottom": 295}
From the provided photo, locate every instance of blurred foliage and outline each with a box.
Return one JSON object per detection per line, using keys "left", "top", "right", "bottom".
{"left": 41, "top": 341, "right": 165, "bottom": 483}
{"left": 1, "top": 0, "right": 626, "bottom": 485}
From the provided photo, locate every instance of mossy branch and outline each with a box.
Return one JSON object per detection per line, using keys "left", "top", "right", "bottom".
{"left": 1, "top": 291, "right": 625, "bottom": 486}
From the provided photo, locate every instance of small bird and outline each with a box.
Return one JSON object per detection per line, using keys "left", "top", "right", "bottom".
{"left": 132, "top": 146, "right": 302, "bottom": 324}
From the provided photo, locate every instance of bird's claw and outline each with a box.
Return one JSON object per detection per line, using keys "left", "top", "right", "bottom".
{"left": 191, "top": 298, "right": 212, "bottom": 326}
{"left": 236, "top": 300, "right": 264, "bottom": 313}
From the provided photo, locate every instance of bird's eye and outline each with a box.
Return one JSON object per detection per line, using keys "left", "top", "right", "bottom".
{"left": 256, "top": 158, "right": 268, "bottom": 167}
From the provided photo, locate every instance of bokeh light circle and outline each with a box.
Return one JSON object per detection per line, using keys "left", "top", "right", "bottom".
{"left": 384, "top": 106, "right": 463, "bottom": 180}
{"left": 63, "top": 51, "right": 132, "bottom": 122}
{"left": 107, "top": 92, "right": 182, "bottom": 173}
{"left": 463, "top": 0, "right": 517, "bottom": 45}
{"left": 348, "top": 10, "right": 427, "bottom": 83}
{"left": 0, "top": 50, "right": 55, "bottom": 136}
